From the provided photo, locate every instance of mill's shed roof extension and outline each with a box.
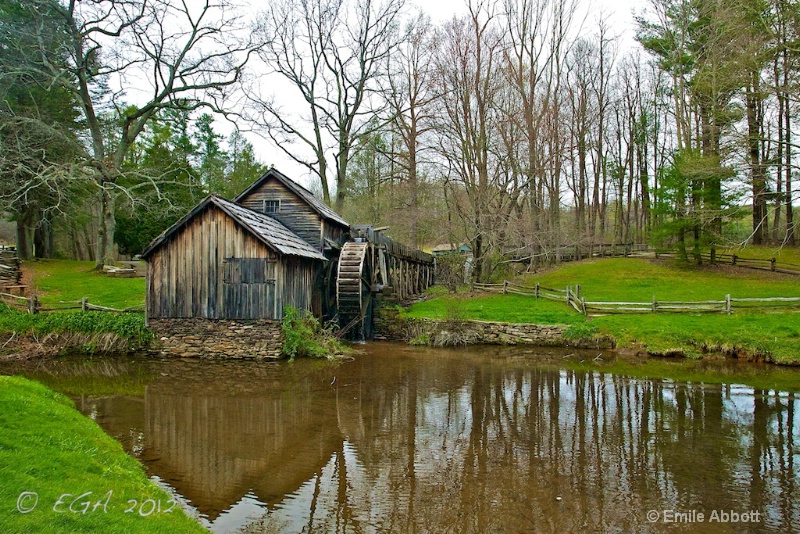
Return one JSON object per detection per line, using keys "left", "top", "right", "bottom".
{"left": 141, "top": 195, "right": 327, "bottom": 261}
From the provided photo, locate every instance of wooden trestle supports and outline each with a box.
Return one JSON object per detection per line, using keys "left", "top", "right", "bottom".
{"left": 348, "top": 225, "right": 435, "bottom": 301}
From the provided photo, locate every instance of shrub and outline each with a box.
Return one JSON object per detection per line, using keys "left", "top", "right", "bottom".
{"left": 444, "top": 298, "right": 466, "bottom": 322}
{"left": 409, "top": 332, "right": 431, "bottom": 346}
{"left": 281, "top": 306, "right": 347, "bottom": 360}
{"left": 435, "top": 254, "right": 468, "bottom": 292}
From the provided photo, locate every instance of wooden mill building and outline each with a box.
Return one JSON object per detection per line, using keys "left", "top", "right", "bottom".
{"left": 142, "top": 168, "right": 434, "bottom": 355}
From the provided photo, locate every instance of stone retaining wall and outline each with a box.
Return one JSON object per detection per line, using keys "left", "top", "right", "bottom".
{"left": 374, "top": 303, "right": 613, "bottom": 349}
{"left": 148, "top": 318, "right": 283, "bottom": 359}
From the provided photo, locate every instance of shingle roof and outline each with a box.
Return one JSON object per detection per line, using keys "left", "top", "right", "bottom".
{"left": 234, "top": 168, "right": 349, "bottom": 228}
{"left": 141, "top": 195, "right": 326, "bottom": 261}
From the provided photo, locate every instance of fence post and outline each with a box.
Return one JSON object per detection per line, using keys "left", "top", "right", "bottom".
{"left": 732, "top": 254, "right": 737, "bottom": 265}
{"left": 28, "top": 295, "right": 38, "bottom": 315}
{"left": 535, "top": 283, "right": 540, "bottom": 299}
{"left": 81, "top": 297, "right": 88, "bottom": 312}
{"left": 725, "top": 294, "right": 731, "bottom": 315}
{"left": 576, "top": 284, "right": 581, "bottom": 299}
{"left": 503, "top": 280, "right": 508, "bottom": 294}
{"left": 710, "top": 248, "right": 716, "bottom": 265}
{"left": 771, "top": 258, "right": 776, "bottom": 271}
{"left": 652, "top": 296, "right": 657, "bottom": 314}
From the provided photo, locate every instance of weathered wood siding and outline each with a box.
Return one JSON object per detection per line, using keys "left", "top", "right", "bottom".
{"left": 322, "top": 221, "right": 346, "bottom": 249}
{"left": 238, "top": 177, "right": 325, "bottom": 252}
{"left": 147, "top": 205, "right": 317, "bottom": 320}
{"left": 280, "top": 257, "right": 319, "bottom": 316}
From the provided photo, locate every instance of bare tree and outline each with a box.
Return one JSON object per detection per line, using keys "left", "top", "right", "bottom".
{"left": 9, "top": 0, "right": 251, "bottom": 266}
{"left": 251, "top": 0, "right": 406, "bottom": 211}
{"left": 772, "top": 0, "right": 797, "bottom": 245}
{"left": 588, "top": 19, "right": 618, "bottom": 244}
{"left": 565, "top": 39, "right": 598, "bottom": 241}
{"left": 433, "top": 2, "right": 506, "bottom": 282}
{"left": 502, "top": 0, "right": 577, "bottom": 252}
{"left": 385, "top": 13, "right": 438, "bottom": 246}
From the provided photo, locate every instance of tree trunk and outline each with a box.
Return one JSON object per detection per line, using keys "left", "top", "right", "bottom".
{"left": 16, "top": 211, "right": 35, "bottom": 261}
{"left": 747, "top": 75, "right": 767, "bottom": 245}
{"left": 335, "top": 141, "right": 351, "bottom": 213}
{"left": 34, "top": 216, "right": 53, "bottom": 258}
{"left": 408, "top": 126, "right": 419, "bottom": 248}
{"left": 95, "top": 182, "right": 116, "bottom": 267}
{"left": 785, "top": 55, "right": 794, "bottom": 245}
{"left": 472, "top": 233, "right": 483, "bottom": 283}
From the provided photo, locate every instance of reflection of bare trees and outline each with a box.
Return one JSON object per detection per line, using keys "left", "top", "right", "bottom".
{"left": 281, "top": 349, "right": 799, "bottom": 532}
{"left": 36, "top": 349, "right": 798, "bottom": 532}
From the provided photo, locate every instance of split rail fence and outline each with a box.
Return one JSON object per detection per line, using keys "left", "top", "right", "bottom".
{"left": 0, "top": 293, "right": 144, "bottom": 315}
{"left": 473, "top": 281, "right": 800, "bottom": 316}
{"left": 655, "top": 251, "right": 800, "bottom": 276}
{"left": 504, "top": 243, "right": 651, "bottom": 265}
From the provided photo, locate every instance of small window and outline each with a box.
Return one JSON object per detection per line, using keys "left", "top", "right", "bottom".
{"left": 223, "top": 258, "right": 276, "bottom": 284}
{"left": 263, "top": 200, "right": 280, "bottom": 214}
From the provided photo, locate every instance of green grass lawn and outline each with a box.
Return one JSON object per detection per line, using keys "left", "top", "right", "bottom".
{"left": 591, "top": 312, "right": 800, "bottom": 364}
{"left": 520, "top": 257, "right": 800, "bottom": 301}
{"left": 25, "top": 260, "right": 145, "bottom": 310}
{"left": 405, "top": 257, "right": 800, "bottom": 364}
{"left": 402, "top": 293, "right": 584, "bottom": 325}
{"left": 714, "top": 244, "right": 800, "bottom": 266}
{"left": 0, "top": 376, "right": 205, "bottom": 534}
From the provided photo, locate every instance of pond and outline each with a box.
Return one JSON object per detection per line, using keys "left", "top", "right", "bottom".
{"left": 2, "top": 343, "right": 799, "bottom": 533}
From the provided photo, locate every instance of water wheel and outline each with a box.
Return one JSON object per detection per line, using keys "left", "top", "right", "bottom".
{"left": 336, "top": 241, "right": 375, "bottom": 339}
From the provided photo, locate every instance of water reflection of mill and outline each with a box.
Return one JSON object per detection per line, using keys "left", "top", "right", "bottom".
{"left": 74, "top": 348, "right": 799, "bottom": 533}
{"left": 138, "top": 362, "right": 344, "bottom": 521}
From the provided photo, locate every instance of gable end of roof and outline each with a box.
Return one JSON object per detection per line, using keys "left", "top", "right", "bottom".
{"left": 234, "top": 168, "right": 349, "bottom": 228}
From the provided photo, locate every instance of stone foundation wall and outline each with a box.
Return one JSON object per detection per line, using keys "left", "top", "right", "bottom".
{"left": 373, "top": 301, "right": 613, "bottom": 349}
{"left": 148, "top": 318, "right": 283, "bottom": 359}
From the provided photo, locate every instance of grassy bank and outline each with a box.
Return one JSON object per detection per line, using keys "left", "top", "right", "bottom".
{"left": 404, "top": 257, "right": 800, "bottom": 364}
{"left": 0, "top": 261, "right": 151, "bottom": 357}
{"left": 0, "top": 305, "right": 153, "bottom": 357}
{"left": 402, "top": 292, "right": 583, "bottom": 325}
{"left": 591, "top": 312, "right": 800, "bottom": 363}
{"left": 0, "top": 376, "right": 205, "bottom": 533}
{"left": 24, "top": 260, "right": 145, "bottom": 310}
